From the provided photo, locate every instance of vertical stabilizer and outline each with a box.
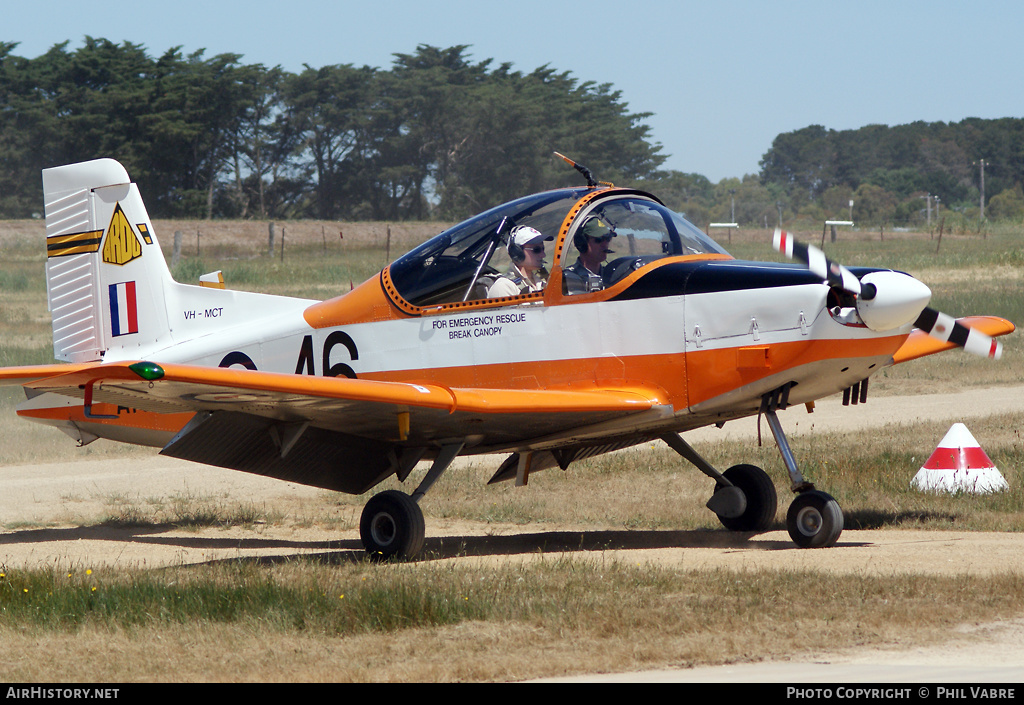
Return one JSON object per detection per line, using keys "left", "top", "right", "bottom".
{"left": 43, "top": 159, "right": 174, "bottom": 362}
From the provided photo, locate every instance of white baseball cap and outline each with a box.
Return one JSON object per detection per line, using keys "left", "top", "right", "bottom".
{"left": 510, "top": 225, "right": 552, "bottom": 248}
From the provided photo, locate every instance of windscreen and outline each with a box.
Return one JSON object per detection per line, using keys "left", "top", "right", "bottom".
{"left": 388, "top": 189, "right": 586, "bottom": 306}
{"left": 562, "top": 196, "right": 730, "bottom": 291}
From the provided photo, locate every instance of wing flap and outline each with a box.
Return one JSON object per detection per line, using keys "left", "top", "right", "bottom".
{"left": 891, "top": 315, "right": 1015, "bottom": 364}
{"left": 160, "top": 410, "right": 399, "bottom": 494}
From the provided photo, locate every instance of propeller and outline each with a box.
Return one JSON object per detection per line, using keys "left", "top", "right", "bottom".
{"left": 773, "top": 229, "right": 1002, "bottom": 360}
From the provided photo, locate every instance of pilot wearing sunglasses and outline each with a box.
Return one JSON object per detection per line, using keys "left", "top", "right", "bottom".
{"left": 563, "top": 215, "right": 616, "bottom": 294}
{"left": 487, "top": 225, "right": 552, "bottom": 298}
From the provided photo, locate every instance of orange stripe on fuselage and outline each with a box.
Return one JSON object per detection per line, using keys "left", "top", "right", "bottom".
{"left": 348, "top": 333, "right": 906, "bottom": 412}
{"left": 14, "top": 333, "right": 905, "bottom": 444}
{"left": 683, "top": 334, "right": 903, "bottom": 407}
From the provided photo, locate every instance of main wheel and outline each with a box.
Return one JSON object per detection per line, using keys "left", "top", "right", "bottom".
{"left": 786, "top": 490, "right": 843, "bottom": 548}
{"left": 360, "top": 490, "right": 426, "bottom": 561}
{"left": 714, "top": 464, "right": 778, "bottom": 532}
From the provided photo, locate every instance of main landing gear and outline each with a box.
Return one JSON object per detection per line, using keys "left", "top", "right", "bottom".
{"left": 663, "top": 384, "right": 844, "bottom": 549}
{"left": 359, "top": 442, "right": 463, "bottom": 561}
{"left": 661, "top": 434, "right": 778, "bottom": 533}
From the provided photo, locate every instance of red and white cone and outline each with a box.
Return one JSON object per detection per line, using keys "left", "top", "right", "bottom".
{"left": 911, "top": 423, "right": 1008, "bottom": 493}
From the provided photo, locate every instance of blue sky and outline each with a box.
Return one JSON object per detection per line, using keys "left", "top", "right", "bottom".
{"left": 5, "top": 0, "right": 1022, "bottom": 182}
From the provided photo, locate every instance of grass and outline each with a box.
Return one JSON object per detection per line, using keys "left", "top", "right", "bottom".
{"left": 0, "top": 560, "right": 1022, "bottom": 681}
{"left": 99, "top": 490, "right": 286, "bottom": 530}
{"left": 0, "top": 217, "right": 1022, "bottom": 680}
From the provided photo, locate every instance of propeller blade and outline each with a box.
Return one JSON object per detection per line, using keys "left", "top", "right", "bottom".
{"left": 772, "top": 230, "right": 1003, "bottom": 359}
{"left": 914, "top": 308, "right": 1003, "bottom": 360}
{"left": 773, "top": 228, "right": 861, "bottom": 296}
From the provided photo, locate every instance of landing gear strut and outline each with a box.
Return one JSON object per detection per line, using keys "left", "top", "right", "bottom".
{"left": 760, "top": 384, "right": 844, "bottom": 548}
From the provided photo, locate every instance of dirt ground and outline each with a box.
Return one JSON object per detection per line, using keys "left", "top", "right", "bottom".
{"left": 2, "top": 385, "right": 1024, "bottom": 682}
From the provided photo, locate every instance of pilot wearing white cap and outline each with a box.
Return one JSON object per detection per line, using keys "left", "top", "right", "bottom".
{"left": 487, "top": 225, "right": 552, "bottom": 298}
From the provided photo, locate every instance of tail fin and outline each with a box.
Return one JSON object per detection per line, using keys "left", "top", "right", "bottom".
{"left": 43, "top": 159, "right": 174, "bottom": 362}
{"left": 40, "top": 158, "right": 190, "bottom": 362}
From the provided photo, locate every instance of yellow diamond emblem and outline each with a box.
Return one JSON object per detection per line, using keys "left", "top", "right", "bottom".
{"left": 102, "top": 203, "right": 142, "bottom": 266}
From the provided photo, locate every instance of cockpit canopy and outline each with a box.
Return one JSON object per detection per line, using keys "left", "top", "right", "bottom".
{"left": 387, "top": 187, "right": 729, "bottom": 307}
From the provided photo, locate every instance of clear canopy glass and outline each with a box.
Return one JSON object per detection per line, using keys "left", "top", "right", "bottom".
{"left": 387, "top": 188, "right": 729, "bottom": 306}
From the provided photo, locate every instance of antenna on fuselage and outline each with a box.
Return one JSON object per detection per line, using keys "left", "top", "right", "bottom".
{"left": 554, "top": 151, "right": 600, "bottom": 188}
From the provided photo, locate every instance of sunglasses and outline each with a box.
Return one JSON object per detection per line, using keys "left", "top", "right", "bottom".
{"left": 523, "top": 245, "right": 546, "bottom": 253}
{"left": 589, "top": 234, "right": 614, "bottom": 244}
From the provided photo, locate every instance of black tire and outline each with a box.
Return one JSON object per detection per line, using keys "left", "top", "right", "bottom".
{"left": 786, "top": 490, "right": 843, "bottom": 548}
{"left": 359, "top": 490, "right": 426, "bottom": 561}
{"left": 714, "top": 464, "right": 778, "bottom": 532}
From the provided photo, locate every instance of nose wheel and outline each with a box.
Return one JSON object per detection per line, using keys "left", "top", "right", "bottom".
{"left": 786, "top": 490, "right": 843, "bottom": 548}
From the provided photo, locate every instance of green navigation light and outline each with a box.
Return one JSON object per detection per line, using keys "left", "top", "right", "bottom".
{"left": 128, "top": 361, "right": 165, "bottom": 381}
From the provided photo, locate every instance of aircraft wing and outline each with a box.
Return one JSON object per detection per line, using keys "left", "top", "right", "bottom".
{"left": 891, "top": 315, "right": 1015, "bottom": 364}
{"left": 0, "top": 363, "right": 95, "bottom": 386}
{"left": 19, "top": 361, "right": 672, "bottom": 494}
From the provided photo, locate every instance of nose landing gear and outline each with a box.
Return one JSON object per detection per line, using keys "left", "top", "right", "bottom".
{"left": 787, "top": 490, "right": 843, "bottom": 548}
{"left": 664, "top": 383, "right": 844, "bottom": 549}
{"left": 760, "top": 384, "right": 844, "bottom": 548}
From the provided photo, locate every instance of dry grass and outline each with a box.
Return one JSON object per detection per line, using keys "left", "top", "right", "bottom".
{"left": 0, "top": 561, "right": 1021, "bottom": 682}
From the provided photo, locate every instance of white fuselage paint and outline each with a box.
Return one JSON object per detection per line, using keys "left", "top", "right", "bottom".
{"left": 118, "top": 280, "right": 891, "bottom": 388}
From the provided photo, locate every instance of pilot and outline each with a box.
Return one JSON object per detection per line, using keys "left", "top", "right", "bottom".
{"left": 487, "top": 225, "right": 552, "bottom": 298}
{"left": 563, "top": 215, "right": 616, "bottom": 294}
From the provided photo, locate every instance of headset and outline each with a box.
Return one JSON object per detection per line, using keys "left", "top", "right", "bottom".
{"left": 573, "top": 228, "right": 591, "bottom": 255}
{"left": 508, "top": 225, "right": 546, "bottom": 264}
{"left": 508, "top": 230, "right": 526, "bottom": 264}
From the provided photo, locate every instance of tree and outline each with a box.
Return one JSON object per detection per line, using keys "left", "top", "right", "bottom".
{"left": 759, "top": 125, "right": 835, "bottom": 200}
{"left": 141, "top": 48, "right": 253, "bottom": 217}
{"left": 986, "top": 187, "right": 1024, "bottom": 221}
{"left": 225, "top": 64, "right": 287, "bottom": 218}
{"left": 279, "top": 63, "right": 378, "bottom": 219}
{"left": 851, "top": 183, "right": 897, "bottom": 226}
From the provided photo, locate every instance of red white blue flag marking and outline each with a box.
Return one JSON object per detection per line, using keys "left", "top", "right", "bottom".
{"left": 109, "top": 281, "right": 139, "bottom": 337}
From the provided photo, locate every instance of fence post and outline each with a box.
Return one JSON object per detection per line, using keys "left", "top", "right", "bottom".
{"left": 172, "top": 231, "right": 182, "bottom": 268}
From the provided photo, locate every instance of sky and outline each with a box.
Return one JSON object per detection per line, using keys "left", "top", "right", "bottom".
{"left": 5, "top": 0, "right": 1023, "bottom": 183}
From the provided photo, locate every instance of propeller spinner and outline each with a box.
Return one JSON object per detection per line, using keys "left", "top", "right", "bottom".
{"left": 773, "top": 229, "right": 1002, "bottom": 360}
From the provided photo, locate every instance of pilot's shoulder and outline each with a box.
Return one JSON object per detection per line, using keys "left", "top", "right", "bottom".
{"left": 487, "top": 276, "right": 519, "bottom": 298}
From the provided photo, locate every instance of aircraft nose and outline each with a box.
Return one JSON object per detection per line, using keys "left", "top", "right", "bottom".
{"left": 855, "top": 271, "right": 932, "bottom": 332}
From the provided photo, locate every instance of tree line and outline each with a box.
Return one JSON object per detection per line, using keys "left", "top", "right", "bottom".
{"left": 757, "top": 120, "right": 1024, "bottom": 225}
{"left": 0, "top": 39, "right": 662, "bottom": 221}
{"left": 2, "top": 38, "right": 1023, "bottom": 227}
